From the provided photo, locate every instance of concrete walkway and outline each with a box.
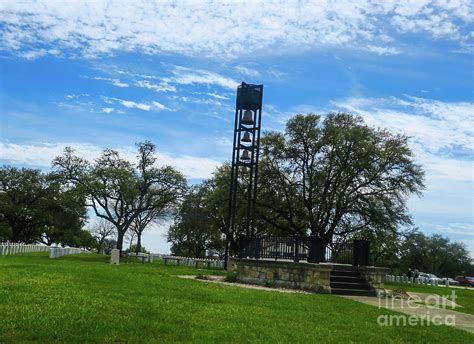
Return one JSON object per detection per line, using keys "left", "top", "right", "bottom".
{"left": 176, "top": 275, "right": 312, "bottom": 294}
{"left": 341, "top": 294, "right": 474, "bottom": 333}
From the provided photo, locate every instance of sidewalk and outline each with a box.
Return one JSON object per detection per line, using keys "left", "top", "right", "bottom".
{"left": 341, "top": 294, "right": 474, "bottom": 333}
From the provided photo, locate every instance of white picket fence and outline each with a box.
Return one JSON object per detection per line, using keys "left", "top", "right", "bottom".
{"left": 385, "top": 274, "right": 450, "bottom": 287}
{"left": 0, "top": 243, "right": 49, "bottom": 255}
{"left": 0, "top": 242, "right": 90, "bottom": 259}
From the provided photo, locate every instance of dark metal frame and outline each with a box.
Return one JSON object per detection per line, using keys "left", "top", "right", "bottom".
{"left": 224, "top": 82, "right": 263, "bottom": 269}
{"left": 238, "top": 235, "right": 370, "bottom": 266}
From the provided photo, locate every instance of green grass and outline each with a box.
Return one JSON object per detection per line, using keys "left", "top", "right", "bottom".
{"left": 0, "top": 254, "right": 472, "bottom": 343}
{"left": 385, "top": 282, "right": 474, "bottom": 315}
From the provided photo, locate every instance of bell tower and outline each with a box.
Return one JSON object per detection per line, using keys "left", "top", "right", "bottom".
{"left": 224, "top": 82, "right": 263, "bottom": 268}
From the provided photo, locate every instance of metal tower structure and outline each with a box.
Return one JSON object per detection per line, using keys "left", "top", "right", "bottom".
{"left": 224, "top": 82, "right": 263, "bottom": 269}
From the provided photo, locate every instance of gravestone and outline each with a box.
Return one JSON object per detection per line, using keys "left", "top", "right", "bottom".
{"left": 111, "top": 249, "right": 120, "bottom": 265}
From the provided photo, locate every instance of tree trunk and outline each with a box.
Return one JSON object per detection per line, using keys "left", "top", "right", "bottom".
{"left": 116, "top": 230, "right": 125, "bottom": 256}
{"left": 11, "top": 225, "right": 22, "bottom": 243}
{"left": 97, "top": 238, "right": 105, "bottom": 254}
{"left": 135, "top": 232, "right": 142, "bottom": 254}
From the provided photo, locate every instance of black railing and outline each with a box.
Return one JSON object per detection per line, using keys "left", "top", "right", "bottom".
{"left": 238, "top": 235, "right": 370, "bottom": 266}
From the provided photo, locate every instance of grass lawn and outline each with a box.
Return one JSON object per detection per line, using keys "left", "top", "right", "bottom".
{"left": 1, "top": 253, "right": 473, "bottom": 343}
{"left": 385, "top": 282, "right": 474, "bottom": 315}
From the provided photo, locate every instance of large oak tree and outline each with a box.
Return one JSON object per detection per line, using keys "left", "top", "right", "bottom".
{"left": 53, "top": 141, "right": 186, "bottom": 253}
{"left": 0, "top": 167, "right": 87, "bottom": 244}
{"left": 257, "top": 113, "right": 425, "bottom": 248}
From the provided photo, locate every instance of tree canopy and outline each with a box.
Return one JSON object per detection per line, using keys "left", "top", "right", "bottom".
{"left": 53, "top": 141, "right": 186, "bottom": 253}
{"left": 0, "top": 166, "right": 87, "bottom": 245}
{"left": 257, "top": 113, "right": 425, "bottom": 247}
{"left": 167, "top": 185, "right": 224, "bottom": 258}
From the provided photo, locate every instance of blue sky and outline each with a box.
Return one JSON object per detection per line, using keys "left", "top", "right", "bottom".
{"left": 0, "top": 1, "right": 473, "bottom": 256}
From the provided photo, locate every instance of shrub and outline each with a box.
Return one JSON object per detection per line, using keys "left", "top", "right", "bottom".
{"left": 225, "top": 271, "right": 238, "bottom": 283}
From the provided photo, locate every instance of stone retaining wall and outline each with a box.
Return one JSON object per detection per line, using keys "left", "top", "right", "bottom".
{"left": 228, "top": 258, "right": 390, "bottom": 293}
{"left": 358, "top": 266, "right": 390, "bottom": 290}
{"left": 228, "top": 258, "right": 332, "bottom": 293}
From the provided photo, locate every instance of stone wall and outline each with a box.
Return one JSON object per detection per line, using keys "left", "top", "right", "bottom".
{"left": 229, "top": 258, "right": 390, "bottom": 294}
{"left": 228, "top": 258, "right": 332, "bottom": 293}
{"left": 357, "top": 266, "right": 390, "bottom": 290}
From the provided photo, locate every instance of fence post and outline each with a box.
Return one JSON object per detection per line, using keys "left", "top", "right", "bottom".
{"left": 238, "top": 235, "right": 245, "bottom": 259}
{"left": 353, "top": 239, "right": 370, "bottom": 266}
{"left": 293, "top": 236, "right": 300, "bottom": 262}
{"left": 308, "top": 237, "right": 325, "bottom": 263}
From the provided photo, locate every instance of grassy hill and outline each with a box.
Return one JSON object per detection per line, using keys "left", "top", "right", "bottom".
{"left": 1, "top": 253, "right": 472, "bottom": 343}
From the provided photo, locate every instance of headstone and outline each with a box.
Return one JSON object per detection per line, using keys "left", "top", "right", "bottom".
{"left": 111, "top": 249, "right": 120, "bottom": 265}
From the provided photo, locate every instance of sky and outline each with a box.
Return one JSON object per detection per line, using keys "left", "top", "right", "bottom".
{"left": 0, "top": 0, "right": 473, "bottom": 257}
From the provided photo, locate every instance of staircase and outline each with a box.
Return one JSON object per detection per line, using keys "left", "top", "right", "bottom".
{"left": 330, "top": 265, "right": 376, "bottom": 297}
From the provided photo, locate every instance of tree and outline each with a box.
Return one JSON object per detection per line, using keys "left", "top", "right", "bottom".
{"left": 53, "top": 141, "right": 186, "bottom": 254}
{"left": 40, "top": 187, "right": 88, "bottom": 246}
{"left": 0, "top": 167, "right": 87, "bottom": 244}
{"left": 199, "top": 164, "right": 253, "bottom": 255}
{"left": 167, "top": 185, "right": 224, "bottom": 258}
{"left": 130, "top": 209, "right": 166, "bottom": 254}
{"left": 90, "top": 218, "right": 115, "bottom": 254}
{"left": 258, "top": 113, "right": 425, "bottom": 249}
{"left": 102, "top": 238, "right": 117, "bottom": 254}
{"left": 398, "top": 230, "right": 473, "bottom": 277}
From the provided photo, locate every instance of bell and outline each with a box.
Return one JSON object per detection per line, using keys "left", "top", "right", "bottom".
{"left": 241, "top": 110, "right": 254, "bottom": 125}
{"left": 240, "top": 149, "right": 251, "bottom": 161}
{"left": 241, "top": 132, "right": 252, "bottom": 143}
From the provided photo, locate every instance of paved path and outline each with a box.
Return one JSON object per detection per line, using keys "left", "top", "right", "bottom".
{"left": 176, "top": 275, "right": 312, "bottom": 294}
{"left": 341, "top": 294, "right": 474, "bottom": 333}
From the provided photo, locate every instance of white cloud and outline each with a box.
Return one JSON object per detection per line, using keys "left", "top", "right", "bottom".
{"left": 200, "top": 92, "right": 230, "bottom": 100}
{"left": 334, "top": 96, "right": 474, "bottom": 160}
{"left": 19, "top": 48, "right": 61, "bottom": 59}
{"left": 120, "top": 100, "right": 151, "bottom": 111}
{"left": 0, "top": 142, "right": 220, "bottom": 179}
{"left": 171, "top": 95, "right": 226, "bottom": 107}
{"left": 111, "top": 79, "right": 129, "bottom": 88}
{"left": 102, "top": 97, "right": 170, "bottom": 112}
{"left": 235, "top": 65, "right": 261, "bottom": 78}
{"left": 100, "top": 107, "right": 115, "bottom": 113}
{"left": 2, "top": 1, "right": 471, "bottom": 59}
{"left": 135, "top": 80, "right": 176, "bottom": 92}
{"left": 365, "top": 45, "right": 401, "bottom": 55}
{"left": 431, "top": 223, "right": 474, "bottom": 237}
{"left": 66, "top": 93, "right": 89, "bottom": 99}
{"left": 460, "top": 239, "right": 474, "bottom": 259}
{"left": 162, "top": 66, "right": 238, "bottom": 89}
{"left": 93, "top": 76, "right": 129, "bottom": 88}
{"left": 331, "top": 95, "right": 473, "bottom": 239}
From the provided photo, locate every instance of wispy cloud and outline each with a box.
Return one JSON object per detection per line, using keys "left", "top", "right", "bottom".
{"left": 102, "top": 97, "right": 170, "bottom": 112}
{"left": 430, "top": 223, "right": 474, "bottom": 237}
{"left": 0, "top": 142, "right": 220, "bottom": 179}
{"left": 93, "top": 76, "right": 129, "bottom": 88}
{"left": 134, "top": 80, "right": 176, "bottom": 92}
{"left": 332, "top": 95, "right": 474, "bottom": 182}
{"left": 235, "top": 65, "right": 261, "bottom": 78}
{"left": 365, "top": 45, "right": 400, "bottom": 55}
{"left": 100, "top": 107, "right": 115, "bottom": 113}
{"left": 162, "top": 66, "right": 238, "bottom": 89}
{"left": 3, "top": 1, "right": 471, "bottom": 59}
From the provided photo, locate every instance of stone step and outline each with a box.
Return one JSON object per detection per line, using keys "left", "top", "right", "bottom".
{"left": 331, "top": 265, "right": 355, "bottom": 271}
{"left": 330, "top": 275, "right": 366, "bottom": 284}
{"left": 331, "top": 288, "right": 376, "bottom": 297}
{"left": 330, "top": 281, "right": 372, "bottom": 290}
{"left": 330, "top": 270, "right": 359, "bottom": 277}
